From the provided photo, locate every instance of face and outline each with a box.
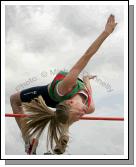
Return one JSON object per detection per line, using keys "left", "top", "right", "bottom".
{"left": 66, "top": 100, "right": 88, "bottom": 122}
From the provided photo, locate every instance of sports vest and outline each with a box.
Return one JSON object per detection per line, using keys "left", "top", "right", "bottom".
{"left": 48, "top": 71, "right": 91, "bottom": 107}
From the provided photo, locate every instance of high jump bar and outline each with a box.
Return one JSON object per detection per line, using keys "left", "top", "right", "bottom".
{"left": 5, "top": 113, "right": 124, "bottom": 121}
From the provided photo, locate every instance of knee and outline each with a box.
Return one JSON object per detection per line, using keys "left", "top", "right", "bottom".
{"left": 10, "top": 94, "right": 15, "bottom": 104}
{"left": 10, "top": 93, "right": 21, "bottom": 105}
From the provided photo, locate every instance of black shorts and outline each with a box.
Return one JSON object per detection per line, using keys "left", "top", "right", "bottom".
{"left": 20, "top": 85, "right": 59, "bottom": 108}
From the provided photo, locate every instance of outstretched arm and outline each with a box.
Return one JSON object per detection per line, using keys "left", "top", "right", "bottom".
{"left": 58, "top": 15, "right": 117, "bottom": 95}
{"left": 70, "top": 14, "right": 117, "bottom": 75}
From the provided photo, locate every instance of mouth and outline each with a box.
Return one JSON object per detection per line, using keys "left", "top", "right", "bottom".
{"left": 79, "top": 111, "right": 85, "bottom": 117}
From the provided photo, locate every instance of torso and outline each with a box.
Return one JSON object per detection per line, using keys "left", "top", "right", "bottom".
{"left": 48, "top": 82, "right": 88, "bottom": 106}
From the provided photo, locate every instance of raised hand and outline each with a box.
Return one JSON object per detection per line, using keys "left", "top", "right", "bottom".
{"left": 104, "top": 14, "right": 117, "bottom": 35}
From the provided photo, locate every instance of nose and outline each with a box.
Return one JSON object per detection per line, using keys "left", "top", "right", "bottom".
{"left": 79, "top": 109, "right": 85, "bottom": 116}
{"left": 82, "top": 105, "right": 88, "bottom": 114}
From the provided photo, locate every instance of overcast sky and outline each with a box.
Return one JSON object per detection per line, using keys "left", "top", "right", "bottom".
{"left": 5, "top": 5, "right": 124, "bottom": 155}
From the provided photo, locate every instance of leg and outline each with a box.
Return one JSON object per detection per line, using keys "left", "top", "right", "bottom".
{"left": 10, "top": 92, "right": 23, "bottom": 130}
{"left": 10, "top": 92, "right": 26, "bottom": 140}
{"left": 10, "top": 91, "right": 39, "bottom": 154}
{"left": 10, "top": 86, "right": 41, "bottom": 132}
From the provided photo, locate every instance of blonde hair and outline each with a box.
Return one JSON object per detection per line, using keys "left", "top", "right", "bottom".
{"left": 21, "top": 96, "right": 71, "bottom": 154}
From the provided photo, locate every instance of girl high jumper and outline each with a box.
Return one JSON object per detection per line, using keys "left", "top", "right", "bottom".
{"left": 10, "top": 14, "right": 117, "bottom": 154}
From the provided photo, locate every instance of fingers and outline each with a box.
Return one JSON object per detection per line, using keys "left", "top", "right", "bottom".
{"left": 107, "top": 15, "right": 111, "bottom": 23}
{"left": 107, "top": 14, "right": 112, "bottom": 23}
{"left": 83, "top": 74, "right": 97, "bottom": 80}
{"left": 108, "top": 14, "right": 115, "bottom": 24}
{"left": 110, "top": 15, "right": 114, "bottom": 23}
{"left": 89, "top": 75, "right": 97, "bottom": 79}
{"left": 105, "top": 14, "right": 117, "bottom": 34}
{"left": 92, "top": 75, "right": 97, "bottom": 78}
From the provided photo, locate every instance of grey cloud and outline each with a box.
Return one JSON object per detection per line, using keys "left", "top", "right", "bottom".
{"left": 95, "top": 93, "right": 124, "bottom": 117}
{"left": 57, "top": 6, "right": 99, "bottom": 38}
{"left": 5, "top": 5, "right": 45, "bottom": 30}
{"left": 6, "top": 6, "right": 53, "bottom": 53}
{"left": 69, "top": 121, "right": 123, "bottom": 155}
{"left": 57, "top": 5, "right": 123, "bottom": 38}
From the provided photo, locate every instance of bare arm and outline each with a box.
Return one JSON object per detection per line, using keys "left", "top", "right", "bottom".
{"left": 69, "top": 31, "right": 109, "bottom": 76}
{"left": 58, "top": 15, "right": 117, "bottom": 95}
{"left": 83, "top": 75, "right": 96, "bottom": 114}
{"left": 70, "top": 15, "right": 117, "bottom": 75}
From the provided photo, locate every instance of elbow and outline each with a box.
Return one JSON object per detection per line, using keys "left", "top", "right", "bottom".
{"left": 10, "top": 92, "right": 21, "bottom": 105}
{"left": 86, "top": 106, "right": 95, "bottom": 114}
{"left": 10, "top": 94, "right": 15, "bottom": 104}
